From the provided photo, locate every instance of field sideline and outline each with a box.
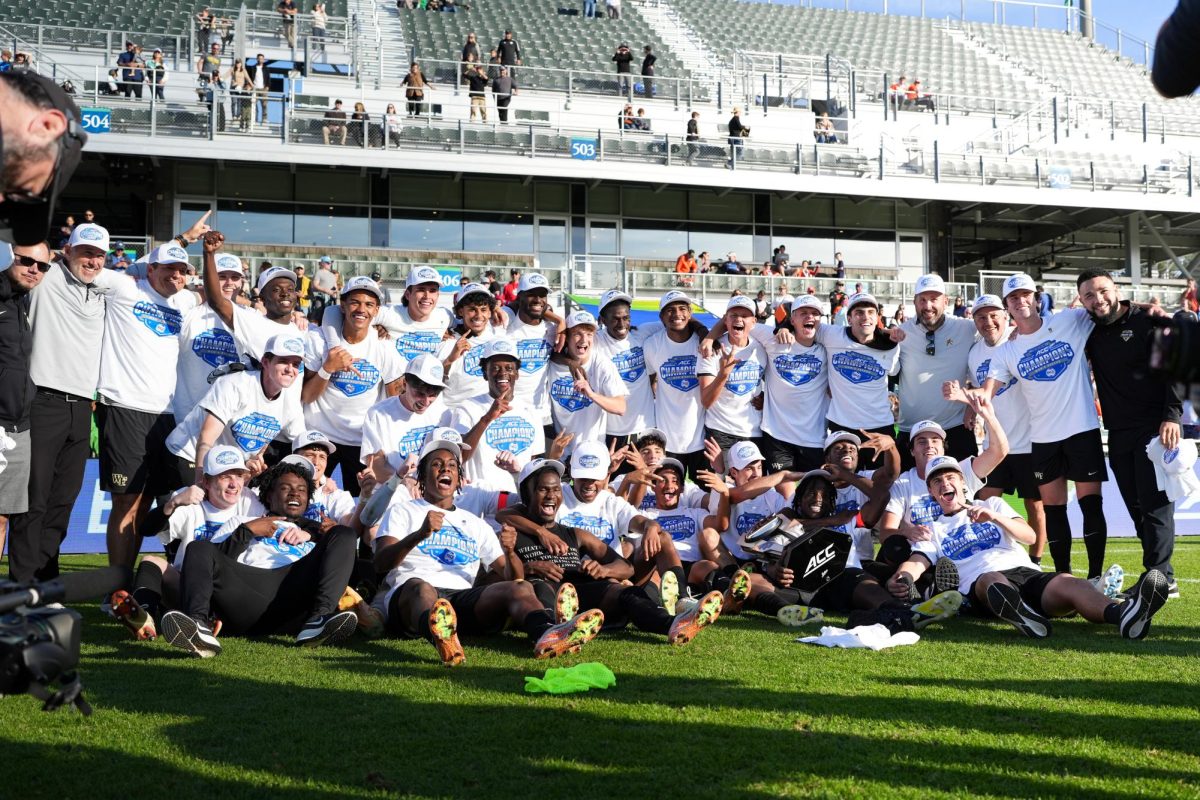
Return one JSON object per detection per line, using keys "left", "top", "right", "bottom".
{"left": 1, "top": 544, "right": 1198, "bottom": 800}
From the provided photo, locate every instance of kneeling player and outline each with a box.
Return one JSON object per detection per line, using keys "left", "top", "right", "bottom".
{"left": 888, "top": 457, "right": 1168, "bottom": 639}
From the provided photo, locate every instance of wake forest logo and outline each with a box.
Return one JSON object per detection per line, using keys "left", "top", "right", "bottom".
{"left": 396, "top": 331, "right": 443, "bottom": 361}
{"left": 656, "top": 514, "right": 697, "bottom": 542}
{"left": 485, "top": 416, "right": 536, "bottom": 455}
{"left": 1017, "top": 340, "right": 1074, "bottom": 382}
{"left": 1121, "top": 329, "right": 1134, "bottom": 342}
{"left": 192, "top": 328, "right": 238, "bottom": 368}
{"left": 230, "top": 412, "right": 282, "bottom": 452}
{"left": 975, "top": 359, "right": 1016, "bottom": 397}
{"left": 559, "top": 511, "right": 616, "bottom": 545}
{"left": 660, "top": 354, "right": 698, "bottom": 392}
{"left": 330, "top": 359, "right": 381, "bottom": 397}
{"left": 133, "top": 301, "right": 183, "bottom": 337}
{"left": 774, "top": 352, "right": 821, "bottom": 387}
{"left": 611, "top": 346, "right": 646, "bottom": 383}
{"left": 550, "top": 376, "right": 593, "bottom": 413}
{"left": 725, "top": 360, "right": 763, "bottom": 396}
{"left": 831, "top": 352, "right": 885, "bottom": 385}
{"left": 517, "top": 338, "right": 551, "bottom": 374}
{"left": 942, "top": 521, "right": 1003, "bottom": 560}
{"left": 417, "top": 523, "right": 479, "bottom": 566}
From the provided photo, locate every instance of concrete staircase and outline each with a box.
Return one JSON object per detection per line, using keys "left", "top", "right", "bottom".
{"left": 632, "top": 0, "right": 738, "bottom": 107}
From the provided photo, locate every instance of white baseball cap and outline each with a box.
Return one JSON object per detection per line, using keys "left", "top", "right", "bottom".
{"left": 454, "top": 282, "right": 492, "bottom": 306}
{"left": 517, "top": 457, "right": 566, "bottom": 489}
{"left": 67, "top": 223, "right": 110, "bottom": 252}
{"left": 203, "top": 445, "right": 248, "bottom": 476}
{"left": 406, "top": 265, "right": 442, "bottom": 288}
{"left": 636, "top": 427, "right": 668, "bottom": 447}
{"left": 405, "top": 353, "right": 447, "bottom": 388}
{"left": 148, "top": 242, "right": 190, "bottom": 267}
{"left": 791, "top": 295, "right": 823, "bottom": 313}
{"left": 913, "top": 274, "right": 946, "bottom": 297}
{"left": 1002, "top": 273, "right": 1037, "bottom": 299}
{"left": 517, "top": 273, "right": 550, "bottom": 293}
{"left": 418, "top": 432, "right": 463, "bottom": 462}
{"left": 727, "top": 440, "right": 765, "bottom": 471}
{"left": 279, "top": 453, "right": 316, "bottom": 477}
{"left": 263, "top": 333, "right": 306, "bottom": 358}
{"left": 292, "top": 430, "right": 337, "bottom": 454}
{"left": 846, "top": 292, "right": 879, "bottom": 312}
{"left": 570, "top": 440, "right": 611, "bottom": 480}
{"left": 824, "top": 431, "right": 861, "bottom": 450}
{"left": 659, "top": 290, "right": 693, "bottom": 311}
{"left": 924, "top": 455, "right": 964, "bottom": 484}
{"left": 971, "top": 294, "right": 1005, "bottom": 314}
{"left": 910, "top": 420, "right": 947, "bottom": 441}
{"left": 726, "top": 296, "right": 757, "bottom": 315}
{"left": 598, "top": 289, "right": 632, "bottom": 314}
{"left": 257, "top": 265, "right": 297, "bottom": 291}
{"left": 214, "top": 253, "right": 244, "bottom": 274}
{"left": 429, "top": 426, "right": 469, "bottom": 453}
{"left": 565, "top": 310, "right": 598, "bottom": 330}
{"left": 654, "top": 457, "right": 686, "bottom": 477}
{"left": 480, "top": 338, "right": 521, "bottom": 365}
{"left": 341, "top": 275, "right": 384, "bottom": 301}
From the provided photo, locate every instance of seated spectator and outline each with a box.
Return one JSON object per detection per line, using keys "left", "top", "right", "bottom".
{"left": 952, "top": 296, "right": 968, "bottom": 318}
{"left": 384, "top": 103, "right": 402, "bottom": 146}
{"left": 0, "top": 50, "right": 12, "bottom": 74}
{"left": 633, "top": 108, "right": 650, "bottom": 131}
{"left": 620, "top": 103, "right": 635, "bottom": 129}
{"left": 106, "top": 242, "right": 132, "bottom": 271}
{"left": 772, "top": 245, "right": 789, "bottom": 271}
{"left": 323, "top": 99, "right": 347, "bottom": 145}
{"left": 814, "top": 113, "right": 837, "bottom": 144}
{"left": 889, "top": 75, "right": 906, "bottom": 109}
{"left": 720, "top": 253, "right": 742, "bottom": 274}
{"left": 349, "top": 101, "right": 369, "bottom": 147}
{"left": 462, "top": 34, "right": 481, "bottom": 66}
{"left": 101, "top": 69, "right": 121, "bottom": 95}
{"left": 674, "top": 249, "right": 697, "bottom": 287}
{"left": 697, "top": 251, "right": 711, "bottom": 273}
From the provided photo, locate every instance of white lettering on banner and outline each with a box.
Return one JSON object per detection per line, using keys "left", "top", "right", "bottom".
{"left": 803, "top": 543, "right": 837, "bottom": 577}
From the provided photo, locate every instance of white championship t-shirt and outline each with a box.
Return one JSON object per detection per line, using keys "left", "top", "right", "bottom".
{"left": 165, "top": 370, "right": 306, "bottom": 461}
{"left": 723, "top": 490, "right": 786, "bottom": 561}
{"left": 698, "top": 335, "right": 766, "bottom": 438}
{"left": 360, "top": 395, "right": 453, "bottom": 472}
{"left": 609, "top": 472, "right": 707, "bottom": 512}
{"left": 303, "top": 478, "right": 358, "bottom": 524}
{"left": 594, "top": 326, "right": 655, "bottom": 437}
{"left": 304, "top": 329, "right": 407, "bottom": 446}
{"left": 232, "top": 521, "right": 317, "bottom": 570}
{"left": 547, "top": 355, "right": 627, "bottom": 455}
{"left": 642, "top": 505, "right": 710, "bottom": 562}
{"left": 449, "top": 392, "right": 546, "bottom": 492}
{"left": 231, "top": 303, "right": 301, "bottom": 362}
{"left": 376, "top": 304, "right": 454, "bottom": 362}
{"left": 968, "top": 331, "right": 1033, "bottom": 455}
{"left": 885, "top": 460, "right": 985, "bottom": 527}
{"left": 499, "top": 307, "right": 556, "bottom": 424}
{"left": 814, "top": 325, "right": 900, "bottom": 430}
{"left": 913, "top": 496, "right": 1034, "bottom": 594}
{"left": 174, "top": 304, "right": 244, "bottom": 423}
{"left": 761, "top": 337, "right": 829, "bottom": 448}
{"left": 437, "top": 328, "right": 503, "bottom": 410}
{"left": 161, "top": 491, "right": 265, "bottom": 568}
{"left": 558, "top": 483, "right": 640, "bottom": 551}
{"left": 643, "top": 329, "right": 705, "bottom": 454}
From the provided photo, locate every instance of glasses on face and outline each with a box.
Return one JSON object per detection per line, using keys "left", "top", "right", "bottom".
{"left": 925, "top": 329, "right": 936, "bottom": 357}
{"left": 14, "top": 254, "right": 52, "bottom": 273}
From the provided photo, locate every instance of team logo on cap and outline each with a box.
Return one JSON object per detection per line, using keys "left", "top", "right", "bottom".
{"left": 522, "top": 274, "right": 548, "bottom": 289}
{"left": 411, "top": 267, "right": 440, "bottom": 283}
{"left": 133, "top": 301, "right": 183, "bottom": 337}
{"left": 657, "top": 514, "right": 698, "bottom": 542}
{"left": 774, "top": 353, "right": 822, "bottom": 387}
{"left": 330, "top": 359, "right": 381, "bottom": 397}
{"left": 230, "top": 411, "right": 282, "bottom": 452}
{"left": 735, "top": 511, "right": 766, "bottom": 535}
{"left": 517, "top": 338, "right": 550, "bottom": 374}
{"left": 485, "top": 417, "right": 536, "bottom": 455}
{"left": 396, "top": 331, "right": 443, "bottom": 361}
{"left": 1016, "top": 340, "right": 1074, "bottom": 382}
{"left": 660, "top": 354, "right": 699, "bottom": 392}
{"left": 417, "top": 523, "right": 479, "bottom": 566}
{"left": 577, "top": 454, "right": 601, "bottom": 469}
{"left": 550, "top": 377, "right": 593, "bottom": 413}
{"left": 559, "top": 512, "right": 616, "bottom": 544}
{"left": 942, "top": 522, "right": 1002, "bottom": 560}
{"left": 215, "top": 450, "right": 239, "bottom": 466}
{"left": 78, "top": 226, "right": 104, "bottom": 241}
{"left": 661, "top": 291, "right": 688, "bottom": 307}
{"left": 725, "top": 360, "right": 763, "bottom": 396}
{"left": 974, "top": 360, "right": 1015, "bottom": 396}
{"left": 192, "top": 328, "right": 238, "bottom": 368}
{"left": 733, "top": 442, "right": 758, "bottom": 461}
{"left": 216, "top": 254, "right": 242, "bottom": 272}
{"left": 397, "top": 425, "right": 437, "bottom": 458}
{"left": 611, "top": 346, "right": 646, "bottom": 383}
{"left": 166, "top": 247, "right": 188, "bottom": 261}
{"left": 277, "top": 337, "right": 304, "bottom": 355}
{"left": 831, "top": 352, "right": 886, "bottom": 384}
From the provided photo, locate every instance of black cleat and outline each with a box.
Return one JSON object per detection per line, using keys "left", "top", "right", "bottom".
{"left": 985, "top": 582, "right": 1051, "bottom": 638}
{"left": 1118, "top": 569, "right": 1169, "bottom": 640}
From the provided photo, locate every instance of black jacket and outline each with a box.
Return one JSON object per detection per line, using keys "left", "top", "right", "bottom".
{"left": 496, "top": 39, "right": 520, "bottom": 65}
{"left": 613, "top": 50, "right": 633, "bottom": 73}
{"left": 0, "top": 271, "right": 34, "bottom": 430}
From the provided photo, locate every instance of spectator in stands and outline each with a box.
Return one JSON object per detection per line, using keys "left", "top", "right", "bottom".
{"left": 461, "top": 33, "right": 481, "bottom": 66}
{"left": 814, "top": 113, "right": 837, "bottom": 144}
{"left": 1036, "top": 284, "right": 1054, "bottom": 317}
{"left": 11, "top": 52, "right": 28, "bottom": 70}
{"left": 83, "top": 210, "right": 97, "bottom": 225}
{"left": 753, "top": 290, "right": 771, "bottom": 324}
{"left": 147, "top": 49, "right": 167, "bottom": 101}
{"left": 835, "top": 251, "right": 845, "bottom": 279}
{"left": 641, "top": 45, "right": 656, "bottom": 99}
{"left": 907, "top": 79, "right": 935, "bottom": 112}
{"left": 483, "top": 270, "right": 502, "bottom": 296}
{"left": 828, "top": 281, "right": 847, "bottom": 319}
{"left": 196, "top": 8, "right": 216, "bottom": 51}
{"left": 403, "top": 62, "right": 430, "bottom": 117}
{"left": 101, "top": 69, "right": 121, "bottom": 96}
{"left": 634, "top": 108, "right": 650, "bottom": 131}
{"left": 502, "top": 270, "right": 521, "bottom": 304}
{"left": 295, "top": 265, "right": 312, "bottom": 314}
{"left": 620, "top": 104, "right": 635, "bottom": 129}
{"left": 685, "top": 111, "right": 700, "bottom": 164}
{"left": 118, "top": 41, "right": 145, "bottom": 99}
{"left": 697, "top": 251, "right": 710, "bottom": 273}
{"left": 197, "top": 43, "right": 223, "bottom": 103}
{"left": 889, "top": 75, "right": 906, "bottom": 111}
{"left": 905, "top": 79, "right": 920, "bottom": 109}
{"left": 492, "top": 67, "right": 517, "bottom": 123}
{"left": 854, "top": 282, "right": 864, "bottom": 294}
{"left": 349, "top": 101, "right": 370, "bottom": 147}
{"left": 728, "top": 107, "right": 747, "bottom": 165}
{"left": 607, "top": 0, "right": 621, "bottom": 19}
{"left": 322, "top": 99, "right": 347, "bottom": 145}
{"left": 583, "top": 0, "right": 597, "bottom": 18}
{"left": 311, "top": 3, "right": 328, "bottom": 52}
{"left": 371, "top": 272, "right": 393, "bottom": 304}
{"left": 228, "top": 59, "right": 253, "bottom": 131}
{"left": 892, "top": 303, "right": 907, "bottom": 326}
{"left": 720, "top": 253, "right": 742, "bottom": 274}
{"left": 106, "top": 242, "right": 132, "bottom": 271}
{"left": 383, "top": 103, "right": 403, "bottom": 147}
{"left": 496, "top": 31, "right": 521, "bottom": 78}
{"left": 278, "top": 0, "right": 299, "bottom": 48}
{"left": 465, "top": 57, "right": 489, "bottom": 121}
{"left": 309, "top": 256, "right": 337, "bottom": 320}
{"left": 675, "top": 249, "right": 697, "bottom": 287}
{"left": 952, "top": 296, "right": 968, "bottom": 318}
{"left": 773, "top": 245, "right": 789, "bottom": 272}
{"left": 1183, "top": 278, "right": 1199, "bottom": 313}
{"left": 249, "top": 54, "right": 270, "bottom": 125}
{"left": 613, "top": 44, "right": 633, "bottom": 96}
{"left": 0, "top": 51, "right": 10, "bottom": 74}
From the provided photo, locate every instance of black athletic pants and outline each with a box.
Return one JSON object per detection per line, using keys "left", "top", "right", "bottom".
{"left": 179, "top": 525, "right": 356, "bottom": 635}
{"left": 329, "top": 441, "right": 364, "bottom": 496}
{"left": 1109, "top": 427, "right": 1175, "bottom": 581}
{"left": 8, "top": 390, "right": 92, "bottom": 582}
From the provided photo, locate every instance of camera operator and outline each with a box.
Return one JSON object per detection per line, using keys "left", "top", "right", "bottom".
{"left": 1152, "top": 0, "right": 1200, "bottom": 98}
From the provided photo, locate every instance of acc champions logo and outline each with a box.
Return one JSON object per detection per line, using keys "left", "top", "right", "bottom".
{"left": 463, "top": 343, "right": 487, "bottom": 377}
{"left": 77, "top": 226, "right": 104, "bottom": 242}
{"left": 1017, "top": 340, "right": 1074, "bottom": 382}
{"left": 908, "top": 494, "right": 944, "bottom": 526}
{"left": 559, "top": 512, "right": 616, "bottom": 544}
{"left": 485, "top": 416, "right": 536, "bottom": 455}
{"left": 612, "top": 346, "right": 646, "bottom": 383}
{"left": 657, "top": 514, "right": 697, "bottom": 542}
{"left": 831, "top": 352, "right": 885, "bottom": 385}
{"left": 396, "top": 425, "right": 436, "bottom": 458}
{"left": 577, "top": 454, "right": 601, "bottom": 469}
{"left": 725, "top": 360, "right": 763, "bottom": 396}
{"left": 417, "top": 523, "right": 478, "bottom": 566}
{"left": 330, "top": 359, "right": 381, "bottom": 397}
{"left": 214, "top": 450, "right": 239, "bottom": 466}
{"left": 660, "top": 355, "right": 699, "bottom": 392}
{"left": 517, "top": 338, "right": 551, "bottom": 374}
{"left": 396, "top": 331, "right": 443, "bottom": 361}
{"left": 774, "top": 353, "right": 822, "bottom": 387}
{"left": 192, "top": 328, "right": 238, "bottom": 368}
{"left": 975, "top": 359, "right": 1016, "bottom": 396}
{"left": 735, "top": 512, "right": 766, "bottom": 535}
{"left": 192, "top": 521, "right": 225, "bottom": 543}
{"left": 550, "top": 376, "right": 593, "bottom": 413}
{"left": 230, "top": 412, "right": 282, "bottom": 452}
{"left": 133, "top": 301, "right": 183, "bottom": 337}
{"left": 942, "top": 521, "right": 1002, "bottom": 560}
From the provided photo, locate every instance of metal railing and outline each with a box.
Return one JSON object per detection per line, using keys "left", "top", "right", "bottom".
{"left": 1, "top": 21, "right": 191, "bottom": 69}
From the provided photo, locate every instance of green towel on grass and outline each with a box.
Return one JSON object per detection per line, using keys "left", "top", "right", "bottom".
{"left": 524, "top": 663, "right": 616, "bottom": 694}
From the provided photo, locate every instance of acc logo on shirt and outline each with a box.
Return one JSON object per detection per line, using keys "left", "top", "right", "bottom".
{"left": 192, "top": 521, "right": 225, "bottom": 542}
{"left": 133, "top": 301, "right": 183, "bottom": 337}
{"left": 192, "top": 328, "right": 238, "bottom": 368}
{"left": 829, "top": 499, "right": 860, "bottom": 533}
{"left": 330, "top": 359, "right": 381, "bottom": 397}
{"left": 560, "top": 512, "right": 616, "bottom": 544}
{"left": 831, "top": 352, "right": 885, "bottom": 385}
{"left": 517, "top": 338, "right": 550, "bottom": 374}
{"left": 550, "top": 376, "right": 593, "bottom": 413}
{"left": 417, "top": 523, "right": 478, "bottom": 566}
{"left": 974, "top": 359, "right": 1016, "bottom": 397}
{"left": 774, "top": 353, "right": 822, "bottom": 387}
{"left": 397, "top": 425, "right": 436, "bottom": 458}
{"left": 660, "top": 355, "right": 699, "bottom": 392}
{"left": 725, "top": 360, "right": 763, "bottom": 396}
{"left": 909, "top": 494, "right": 944, "bottom": 526}
{"left": 735, "top": 512, "right": 766, "bottom": 535}
{"left": 657, "top": 514, "right": 697, "bottom": 541}
{"left": 261, "top": 534, "right": 315, "bottom": 560}
{"left": 942, "top": 521, "right": 1002, "bottom": 560}
{"left": 485, "top": 416, "right": 536, "bottom": 455}
{"left": 396, "top": 331, "right": 443, "bottom": 361}
{"left": 612, "top": 346, "right": 646, "bottom": 383}
{"left": 1017, "top": 340, "right": 1074, "bottom": 382}
{"left": 230, "top": 411, "right": 282, "bottom": 452}
{"left": 463, "top": 343, "right": 487, "bottom": 377}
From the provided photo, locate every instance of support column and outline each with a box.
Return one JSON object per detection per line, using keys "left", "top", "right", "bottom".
{"left": 1126, "top": 212, "right": 1142, "bottom": 285}
{"left": 1080, "top": 0, "right": 1094, "bottom": 40}
{"left": 926, "top": 201, "right": 952, "bottom": 279}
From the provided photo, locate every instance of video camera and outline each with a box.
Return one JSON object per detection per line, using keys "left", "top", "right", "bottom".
{"left": 1148, "top": 312, "right": 1200, "bottom": 409}
{"left": 741, "top": 512, "right": 851, "bottom": 602}
{"left": 0, "top": 565, "right": 129, "bottom": 715}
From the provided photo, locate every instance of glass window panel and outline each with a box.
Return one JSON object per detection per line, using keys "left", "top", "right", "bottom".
{"left": 589, "top": 220, "right": 619, "bottom": 255}
{"left": 294, "top": 205, "right": 369, "bottom": 247}
{"left": 538, "top": 218, "right": 568, "bottom": 252}
{"left": 588, "top": 184, "right": 620, "bottom": 215}
{"left": 689, "top": 191, "right": 752, "bottom": 223}
{"left": 217, "top": 200, "right": 293, "bottom": 245}
{"left": 833, "top": 235, "right": 898, "bottom": 269}
{"left": 464, "top": 178, "right": 534, "bottom": 212}
{"left": 295, "top": 168, "right": 369, "bottom": 204}
{"left": 622, "top": 186, "right": 685, "bottom": 219}
{"left": 620, "top": 219, "right": 688, "bottom": 259}
{"left": 536, "top": 182, "right": 570, "bottom": 213}
{"left": 833, "top": 198, "right": 894, "bottom": 229}
{"left": 217, "top": 166, "right": 292, "bottom": 200}
{"left": 391, "top": 175, "right": 463, "bottom": 209}
{"left": 463, "top": 213, "right": 534, "bottom": 252}
{"left": 895, "top": 201, "right": 925, "bottom": 228}
{"left": 177, "top": 163, "right": 214, "bottom": 195}
{"left": 899, "top": 234, "right": 926, "bottom": 268}
{"left": 772, "top": 196, "right": 834, "bottom": 226}
{"left": 389, "top": 210, "right": 464, "bottom": 251}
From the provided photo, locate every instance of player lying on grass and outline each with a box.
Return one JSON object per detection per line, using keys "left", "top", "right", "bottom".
{"left": 499, "top": 458, "right": 724, "bottom": 645}
{"left": 887, "top": 456, "right": 1169, "bottom": 639}
{"left": 371, "top": 434, "right": 604, "bottom": 666}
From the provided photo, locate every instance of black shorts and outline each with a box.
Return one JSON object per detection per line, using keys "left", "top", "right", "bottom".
{"left": 967, "top": 566, "right": 1056, "bottom": 617}
{"left": 760, "top": 432, "right": 825, "bottom": 473}
{"left": 666, "top": 450, "right": 711, "bottom": 483}
{"left": 97, "top": 403, "right": 182, "bottom": 496}
{"left": 810, "top": 566, "right": 872, "bottom": 612}
{"left": 528, "top": 578, "right": 615, "bottom": 612}
{"left": 986, "top": 452, "right": 1040, "bottom": 499}
{"left": 897, "top": 424, "right": 979, "bottom": 472}
{"left": 1031, "top": 428, "right": 1107, "bottom": 486}
{"left": 703, "top": 428, "right": 760, "bottom": 458}
{"left": 386, "top": 580, "right": 503, "bottom": 638}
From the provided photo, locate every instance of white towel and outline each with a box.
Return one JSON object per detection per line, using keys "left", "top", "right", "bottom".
{"left": 1146, "top": 437, "right": 1200, "bottom": 503}
{"left": 796, "top": 624, "right": 920, "bottom": 650}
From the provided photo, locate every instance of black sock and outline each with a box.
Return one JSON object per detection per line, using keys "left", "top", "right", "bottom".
{"left": 1103, "top": 602, "right": 1121, "bottom": 626}
{"left": 1043, "top": 504, "right": 1072, "bottom": 574}
{"left": 1030, "top": 555, "right": 1041, "bottom": 565}
{"left": 519, "top": 609, "right": 555, "bottom": 639}
{"left": 618, "top": 586, "right": 673, "bottom": 635}
{"left": 751, "top": 591, "right": 788, "bottom": 617}
{"left": 668, "top": 566, "right": 686, "bottom": 593}
{"left": 132, "top": 561, "right": 164, "bottom": 619}
{"left": 1078, "top": 494, "right": 1107, "bottom": 579}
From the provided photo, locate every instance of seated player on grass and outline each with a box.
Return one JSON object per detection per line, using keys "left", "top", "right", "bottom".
{"left": 371, "top": 434, "right": 604, "bottom": 666}
{"left": 501, "top": 458, "right": 724, "bottom": 646}
{"left": 292, "top": 430, "right": 359, "bottom": 527}
{"left": 611, "top": 427, "right": 709, "bottom": 511}
{"left": 887, "top": 456, "right": 1169, "bottom": 640}
{"left": 159, "top": 458, "right": 361, "bottom": 657}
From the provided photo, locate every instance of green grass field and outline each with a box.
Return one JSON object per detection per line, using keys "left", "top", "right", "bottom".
{"left": 2, "top": 543, "right": 1198, "bottom": 800}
